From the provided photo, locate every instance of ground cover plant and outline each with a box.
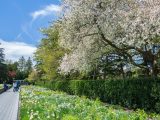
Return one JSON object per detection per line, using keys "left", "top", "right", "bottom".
{"left": 37, "top": 78, "right": 160, "bottom": 113}
{"left": 0, "top": 84, "right": 3, "bottom": 89}
{"left": 20, "top": 86, "right": 159, "bottom": 120}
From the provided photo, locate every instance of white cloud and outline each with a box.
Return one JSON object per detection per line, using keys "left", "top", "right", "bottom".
{"left": 0, "top": 39, "right": 36, "bottom": 61}
{"left": 31, "top": 4, "right": 62, "bottom": 20}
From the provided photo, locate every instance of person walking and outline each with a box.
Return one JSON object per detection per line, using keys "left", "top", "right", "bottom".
{"left": 3, "top": 82, "right": 8, "bottom": 91}
{"left": 13, "top": 82, "right": 18, "bottom": 92}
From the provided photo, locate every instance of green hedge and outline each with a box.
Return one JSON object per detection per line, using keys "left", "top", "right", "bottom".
{"left": 37, "top": 78, "right": 160, "bottom": 113}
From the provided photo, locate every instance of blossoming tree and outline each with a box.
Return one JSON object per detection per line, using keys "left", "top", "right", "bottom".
{"left": 58, "top": 0, "right": 160, "bottom": 76}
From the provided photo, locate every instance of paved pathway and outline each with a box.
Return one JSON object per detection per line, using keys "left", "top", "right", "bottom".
{"left": 0, "top": 88, "right": 19, "bottom": 120}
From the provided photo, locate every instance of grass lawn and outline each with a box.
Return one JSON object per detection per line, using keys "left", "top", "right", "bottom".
{"left": 0, "top": 84, "right": 3, "bottom": 89}
{"left": 20, "top": 86, "right": 159, "bottom": 120}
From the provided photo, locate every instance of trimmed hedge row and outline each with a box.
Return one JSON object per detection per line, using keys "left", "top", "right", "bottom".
{"left": 37, "top": 78, "right": 160, "bottom": 113}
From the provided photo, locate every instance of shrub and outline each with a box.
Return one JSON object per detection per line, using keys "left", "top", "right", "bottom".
{"left": 37, "top": 78, "right": 160, "bottom": 113}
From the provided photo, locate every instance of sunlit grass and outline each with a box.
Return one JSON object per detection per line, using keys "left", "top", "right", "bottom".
{"left": 0, "top": 84, "right": 3, "bottom": 89}
{"left": 20, "top": 86, "right": 160, "bottom": 120}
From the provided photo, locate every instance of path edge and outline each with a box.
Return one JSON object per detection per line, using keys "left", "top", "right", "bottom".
{"left": 17, "top": 88, "right": 21, "bottom": 120}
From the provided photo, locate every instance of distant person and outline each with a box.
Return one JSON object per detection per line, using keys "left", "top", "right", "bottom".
{"left": 17, "top": 81, "right": 21, "bottom": 88}
{"left": 13, "top": 82, "right": 18, "bottom": 92}
{"left": 3, "top": 82, "right": 8, "bottom": 91}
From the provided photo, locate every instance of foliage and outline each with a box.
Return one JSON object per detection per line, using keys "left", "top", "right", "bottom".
{"left": 0, "top": 32, "right": 31, "bottom": 82}
{"left": 58, "top": 0, "right": 160, "bottom": 76}
{"left": 8, "top": 71, "right": 16, "bottom": 79}
{"left": 0, "top": 84, "right": 3, "bottom": 89}
{"left": 25, "top": 57, "right": 33, "bottom": 75}
{"left": 5, "top": 56, "right": 33, "bottom": 80}
{"left": 16, "top": 56, "right": 33, "bottom": 79}
{"left": 37, "top": 78, "right": 160, "bottom": 113}
{"left": 34, "top": 25, "right": 66, "bottom": 80}
{"left": 18, "top": 56, "right": 26, "bottom": 72}
{"left": 0, "top": 43, "right": 4, "bottom": 63}
{"left": 20, "top": 86, "right": 159, "bottom": 120}
{"left": 32, "top": 0, "right": 160, "bottom": 80}
{"left": 0, "top": 63, "right": 7, "bottom": 82}
{"left": 0, "top": 43, "right": 7, "bottom": 82}
{"left": 27, "top": 70, "right": 39, "bottom": 84}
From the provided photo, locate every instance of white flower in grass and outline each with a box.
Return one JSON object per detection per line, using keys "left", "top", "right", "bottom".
{"left": 29, "top": 112, "right": 34, "bottom": 120}
{"left": 52, "top": 113, "right": 55, "bottom": 117}
{"left": 47, "top": 115, "right": 50, "bottom": 119}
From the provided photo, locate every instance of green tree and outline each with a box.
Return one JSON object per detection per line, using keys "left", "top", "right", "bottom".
{"left": 0, "top": 43, "right": 4, "bottom": 63}
{"left": 16, "top": 56, "right": 29, "bottom": 80}
{"left": 58, "top": 0, "right": 160, "bottom": 77}
{"left": 18, "top": 56, "right": 26, "bottom": 72}
{"left": 6, "top": 61, "right": 18, "bottom": 82}
{"left": 28, "top": 70, "right": 39, "bottom": 84}
{"left": 34, "top": 25, "right": 66, "bottom": 81}
{"left": 25, "top": 57, "right": 33, "bottom": 74}
{"left": 0, "top": 43, "right": 7, "bottom": 82}
{"left": 0, "top": 63, "right": 7, "bottom": 83}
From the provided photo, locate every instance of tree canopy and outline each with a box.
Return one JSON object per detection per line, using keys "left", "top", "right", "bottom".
{"left": 34, "top": 25, "right": 66, "bottom": 80}
{"left": 58, "top": 0, "right": 160, "bottom": 76}
{"left": 0, "top": 43, "right": 4, "bottom": 63}
{"left": 33, "top": 0, "right": 160, "bottom": 80}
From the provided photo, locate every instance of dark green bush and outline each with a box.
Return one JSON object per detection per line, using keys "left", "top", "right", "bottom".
{"left": 37, "top": 78, "right": 160, "bottom": 113}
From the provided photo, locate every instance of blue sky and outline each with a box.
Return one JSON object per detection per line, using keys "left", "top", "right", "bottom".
{"left": 0, "top": 0, "right": 61, "bottom": 61}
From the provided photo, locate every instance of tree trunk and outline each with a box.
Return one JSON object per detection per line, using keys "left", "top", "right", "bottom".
{"left": 150, "top": 60, "right": 158, "bottom": 78}
{"left": 120, "top": 63, "right": 125, "bottom": 79}
{"left": 143, "top": 50, "right": 158, "bottom": 78}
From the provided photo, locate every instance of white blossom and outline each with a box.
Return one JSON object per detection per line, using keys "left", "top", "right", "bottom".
{"left": 58, "top": 0, "right": 160, "bottom": 73}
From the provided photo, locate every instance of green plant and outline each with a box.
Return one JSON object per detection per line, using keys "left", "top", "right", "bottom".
{"left": 20, "top": 86, "right": 159, "bottom": 120}
{"left": 37, "top": 78, "right": 160, "bottom": 113}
